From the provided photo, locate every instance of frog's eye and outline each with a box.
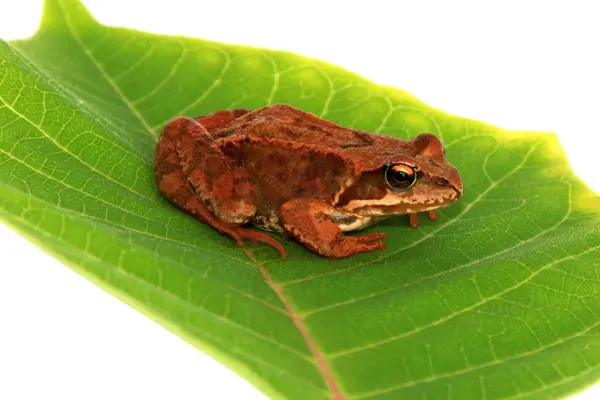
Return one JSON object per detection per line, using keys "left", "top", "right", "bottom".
{"left": 385, "top": 163, "right": 417, "bottom": 190}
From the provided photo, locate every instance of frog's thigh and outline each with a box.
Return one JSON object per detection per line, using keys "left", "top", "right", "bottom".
{"left": 155, "top": 123, "right": 225, "bottom": 227}
{"left": 280, "top": 199, "right": 387, "bottom": 258}
{"left": 161, "top": 116, "right": 257, "bottom": 225}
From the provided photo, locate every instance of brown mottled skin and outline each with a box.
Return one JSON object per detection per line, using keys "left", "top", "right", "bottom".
{"left": 155, "top": 104, "right": 463, "bottom": 259}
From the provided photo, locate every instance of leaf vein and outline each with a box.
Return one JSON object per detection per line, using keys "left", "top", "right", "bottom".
{"left": 57, "top": 0, "right": 158, "bottom": 140}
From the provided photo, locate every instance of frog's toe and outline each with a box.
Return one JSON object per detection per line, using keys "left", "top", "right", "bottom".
{"left": 360, "top": 240, "right": 386, "bottom": 253}
{"left": 231, "top": 227, "right": 288, "bottom": 259}
{"left": 408, "top": 213, "right": 419, "bottom": 228}
{"left": 354, "top": 232, "right": 387, "bottom": 243}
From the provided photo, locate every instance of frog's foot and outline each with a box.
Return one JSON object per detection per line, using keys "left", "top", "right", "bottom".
{"left": 329, "top": 232, "right": 387, "bottom": 259}
{"left": 281, "top": 198, "right": 387, "bottom": 259}
{"left": 408, "top": 210, "right": 438, "bottom": 228}
{"left": 181, "top": 197, "right": 286, "bottom": 259}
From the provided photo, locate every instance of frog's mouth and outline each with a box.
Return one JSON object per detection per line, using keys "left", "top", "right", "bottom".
{"left": 333, "top": 192, "right": 459, "bottom": 232}
{"left": 344, "top": 188, "right": 461, "bottom": 217}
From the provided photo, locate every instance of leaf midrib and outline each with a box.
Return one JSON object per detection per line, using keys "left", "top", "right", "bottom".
{"left": 243, "top": 249, "right": 346, "bottom": 399}
{"left": 1, "top": 183, "right": 313, "bottom": 359}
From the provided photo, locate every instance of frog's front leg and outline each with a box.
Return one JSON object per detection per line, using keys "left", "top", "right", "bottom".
{"left": 155, "top": 115, "right": 286, "bottom": 258}
{"left": 408, "top": 210, "right": 438, "bottom": 228}
{"left": 280, "top": 198, "right": 387, "bottom": 258}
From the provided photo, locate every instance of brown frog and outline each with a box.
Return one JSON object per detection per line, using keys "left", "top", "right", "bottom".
{"left": 155, "top": 104, "right": 463, "bottom": 259}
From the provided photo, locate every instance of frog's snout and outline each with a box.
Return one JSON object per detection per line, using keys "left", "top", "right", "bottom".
{"left": 442, "top": 168, "right": 463, "bottom": 199}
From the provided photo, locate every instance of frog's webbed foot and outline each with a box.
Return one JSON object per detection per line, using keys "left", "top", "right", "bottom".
{"left": 408, "top": 210, "right": 438, "bottom": 228}
{"left": 281, "top": 199, "right": 387, "bottom": 259}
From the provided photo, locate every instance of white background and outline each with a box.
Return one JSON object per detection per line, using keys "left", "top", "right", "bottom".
{"left": 1, "top": 0, "right": 599, "bottom": 399}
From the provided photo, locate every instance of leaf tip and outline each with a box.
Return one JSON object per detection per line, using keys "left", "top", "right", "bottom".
{"left": 39, "top": 0, "right": 99, "bottom": 32}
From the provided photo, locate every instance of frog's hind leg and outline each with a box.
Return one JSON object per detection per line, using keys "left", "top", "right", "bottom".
{"left": 165, "top": 116, "right": 257, "bottom": 224}
{"left": 155, "top": 116, "right": 286, "bottom": 258}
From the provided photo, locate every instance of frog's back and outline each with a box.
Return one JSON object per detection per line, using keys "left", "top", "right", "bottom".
{"left": 214, "top": 104, "right": 410, "bottom": 168}
{"left": 220, "top": 134, "right": 354, "bottom": 209}
{"left": 205, "top": 104, "right": 413, "bottom": 230}
{"left": 213, "top": 104, "right": 378, "bottom": 150}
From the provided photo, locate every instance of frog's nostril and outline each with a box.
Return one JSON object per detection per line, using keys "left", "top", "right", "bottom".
{"left": 437, "top": 178, "right": 449, "bottom": 186}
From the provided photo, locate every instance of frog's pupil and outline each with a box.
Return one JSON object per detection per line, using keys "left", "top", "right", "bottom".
{"left": 395, "top": 170, "right": 409, "bottom": 180}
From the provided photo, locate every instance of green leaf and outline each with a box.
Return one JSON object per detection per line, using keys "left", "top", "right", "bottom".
{"left": 2, "top": 0, "right": 600, "bottom": 398}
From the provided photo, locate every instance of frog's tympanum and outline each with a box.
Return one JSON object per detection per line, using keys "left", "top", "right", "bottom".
{"left": 155, "top": 105, "right": 463, "bottom": 259}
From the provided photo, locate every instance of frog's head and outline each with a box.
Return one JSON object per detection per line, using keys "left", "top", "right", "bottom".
{"left": 337, "top": 133, "right": 463, "bottom": 219}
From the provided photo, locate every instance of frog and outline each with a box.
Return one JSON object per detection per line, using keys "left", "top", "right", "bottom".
{"left": 155, "top": 104, "right": 463, "bottom": 259}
